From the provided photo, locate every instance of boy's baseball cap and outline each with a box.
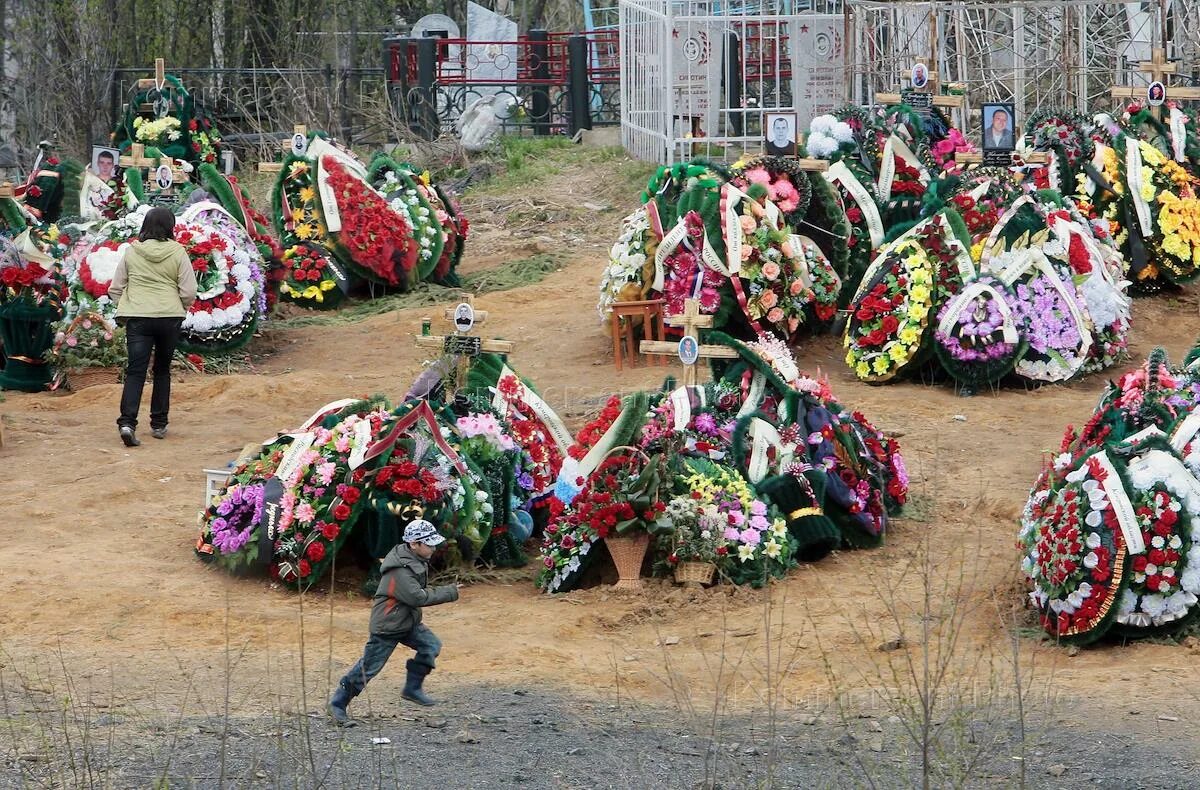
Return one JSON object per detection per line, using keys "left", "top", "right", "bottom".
{"left": 403, "top": 519, "right": 446, "bottom": 547}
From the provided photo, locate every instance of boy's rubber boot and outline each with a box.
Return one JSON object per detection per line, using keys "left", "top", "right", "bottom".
{"left": 328, "top": 682, "right": 357, "bottom": 726}
{"left": 402, "top": 659, "right": 435, "bottom": 706}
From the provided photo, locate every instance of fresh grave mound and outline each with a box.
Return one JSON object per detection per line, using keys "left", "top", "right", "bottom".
{"left": 597, "top": 159, "right": 840, "bottom": 345}
{"left": 61, "top": 202, "right": 268, "bottom": 355}
{"left": 195, "top": 337, "right": 908, "bottom": 595}
{"left": 268, "top": 133, "right": 468, "bottom": 309}
{"left": 841, "top": 188, "right": 1131, "bottom": 390}
{"left": 1020, "top": 345, "right": 1200, "bottom": 645}
{"left": 195, "top": 354, "right": 578, "bottom": 590}
{"left": 1075, "top": 103, "right": 1200, "bottom": 294}
{"left": 0, "top": 219, "right": 79, "bottom": 391}
{"left": 537, "top": 332, "right": 908, "bottom": 594}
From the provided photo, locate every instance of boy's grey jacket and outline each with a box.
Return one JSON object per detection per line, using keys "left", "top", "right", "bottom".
{"left": 369, "top": 544, "right": 459, "bottom": 636}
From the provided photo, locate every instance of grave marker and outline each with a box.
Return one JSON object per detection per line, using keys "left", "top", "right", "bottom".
{"left": 639, "top": 298, "right": 738, "bottom": 387}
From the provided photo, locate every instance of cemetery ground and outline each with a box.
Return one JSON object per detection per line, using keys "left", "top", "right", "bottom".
{"left": 4, "top": 141, "right": 1200, "bottom": 787}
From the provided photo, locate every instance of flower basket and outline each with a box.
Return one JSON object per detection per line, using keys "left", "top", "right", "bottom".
{"left": 606, "top": 533, "right": 650, "bottom": 590}
{"left": 67, "top": 366, "right": 121, "bottom": 391}
{"left": 674, "top": 560, "right": 716, "bottom": 587}
{"left": 0, "top": 299, "right": 59, "bottom": 392}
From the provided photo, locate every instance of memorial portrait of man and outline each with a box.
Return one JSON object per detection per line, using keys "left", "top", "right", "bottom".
{"left": 764, "top": 113, "right": 797, "bottom": 157}
{"left": 91, "top": 147, "right": 120, "bottom": 182}
{"left": 982, "top": 104, "right": 1015, "bottom": 151}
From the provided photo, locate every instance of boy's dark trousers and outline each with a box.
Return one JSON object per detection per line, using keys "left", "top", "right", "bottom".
{"left": 338, "top": 623, "right": 442, "bottom": 696}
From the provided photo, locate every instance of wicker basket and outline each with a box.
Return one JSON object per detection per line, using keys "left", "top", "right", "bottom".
{"left": 606, "top": 533, "right": 650, "bottom": 590}
{"left": 674, "top": 561, "right": 716, "bottom": 587}
{"left": 69, "top": 366, "right": 121, "bottom": 391}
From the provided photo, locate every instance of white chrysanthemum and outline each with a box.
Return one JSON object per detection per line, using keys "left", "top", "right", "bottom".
{"left": 805, "top": 133, "right": 840, "bottom": 159}
{"left": 809, "top": 114, "right": 837, "bottom": 136}
{"left": 831, "top": 121, "right": 854, "bottom": 143}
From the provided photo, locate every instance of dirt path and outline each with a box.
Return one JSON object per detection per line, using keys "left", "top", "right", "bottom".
{"left": 4, "top": 152, "right": 1200, "bottom": 784}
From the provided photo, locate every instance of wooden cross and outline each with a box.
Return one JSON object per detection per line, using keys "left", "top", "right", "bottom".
{"left": 1110, "top": 48, "right": 1200, "bottom": 120}
{"left": 875, "top": 11, "right": 965, "bottom": 113}
{"left": 135, "top": 58, "right": 167, "bottom": 90}
{"left": 118, "top": 143, "right": 187, "bottom": 187}
{"left": 0, "top": 182, "right": 13, "bottom": 199}
{"left": 414, "top": 293, "right": 514, "bottom": 392}
{"left": 639, "top": 298, "right": 737, "bottom": 387}
{"left": 258, "top": 125, "right": 310, "bottom": 174}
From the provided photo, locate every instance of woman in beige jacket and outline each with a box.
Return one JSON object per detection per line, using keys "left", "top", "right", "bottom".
{"left": 108, "top": 207, "right": 197, "bottom": 447}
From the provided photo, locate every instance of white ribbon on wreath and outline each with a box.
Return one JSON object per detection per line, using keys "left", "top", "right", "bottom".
{"left": 1126, "top": 140, "right": 1154, "bottom": 238}
{"left": 876, "top": 134, "right": 928, "bottom": 202}
{"left": 1051, "top": 219, "right": 1130, "bottom": 329}
{"left": 1082, "top": 144, "right": 1105, "bottom": 197}
{"left": 1090, "top": 451, "right": 1143, "bottom": 555}
{"left": 1171, "top": 107, "right": 1188, "bottom": 163}
{"left": 653, "top": 210, "right": 728, "bottom": 292}
{"left": 824, "top": 161, "right": 884, "bottom": 247}
{"left": 746, "top": 418, "right": 794, "bottom": 484}
{"left": 935, "top": 280, "right": 1020, "bottom": 345}
{"left": 491, "top": 365, "right": 574, "bottom": 457}
{"left": 992, "top": 248, "right": 1092, "bottom": 380}
{"left": 1120, "top": 449, "right": 1200, "bottom": 625}
{"left": 736, "top": 371, "right": 768, "bottom": 418}
{"left": 1171, "top": 412, "right": 1200, "bottom": 454}
{"left": 311, "top": 136, "right": 370, "bottom": 234}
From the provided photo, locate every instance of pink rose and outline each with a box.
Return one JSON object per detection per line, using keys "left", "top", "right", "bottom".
{"left": 741, "top": 245, "right": 753, "bottom": 261}
{"left": 760, "top": 289, "right": 778, "bottom": 309}
{"left": 739, "top": 215, "right": 757, "bottom": 234}
{"left": 762, "top": 261, "right": 781, "bottom": 281}
{"left": 66, "top": 336, "right": 78, "bottom": 347}
{"left": 767, "top": 307, "right": 785, "bottom": 324}
{"left": 789, "top": 279, "right": 805, "bottom": 296}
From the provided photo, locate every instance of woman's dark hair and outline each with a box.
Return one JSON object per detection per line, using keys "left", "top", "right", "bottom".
{"left": 139, "top": 206, "right": 177, "bottom": 242}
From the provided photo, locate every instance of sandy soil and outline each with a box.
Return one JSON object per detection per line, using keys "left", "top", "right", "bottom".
{"left": 4, "top": 153, "right": 1200, "bottom": 782}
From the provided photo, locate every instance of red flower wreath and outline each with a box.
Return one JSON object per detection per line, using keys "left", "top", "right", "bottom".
{"left": 323, "top": 156, "right": 417, "bottom": 285}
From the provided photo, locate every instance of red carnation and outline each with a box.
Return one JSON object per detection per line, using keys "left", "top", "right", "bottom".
{"left": 298, "top": 559, "right": 312, "bottom": 577}
{"left": 306, "top": 541, "right": 326, "bottom": 562}
{"left": 333, "top": 503, "right": 352, "bottom": 521}
{"left": 1132, "top": 555, "right": 1148, "bottom": 572}
{"left": 27, "top": 185, "right": 42, "bottom": 198}
{"left": 320, "top": 522, "right": 340, "bottom": 540}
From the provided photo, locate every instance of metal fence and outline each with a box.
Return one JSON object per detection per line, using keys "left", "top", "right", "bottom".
{"left": 383, "top": 29, "right": 621, "bottom": 139}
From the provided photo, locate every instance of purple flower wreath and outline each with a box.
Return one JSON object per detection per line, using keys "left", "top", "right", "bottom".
{"left": 210, "top": 482, "right": 267, "bottom": 554}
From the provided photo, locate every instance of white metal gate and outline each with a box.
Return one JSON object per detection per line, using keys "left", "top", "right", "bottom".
{"left": 619, "top": 0, "right": 844, "bottom": 164}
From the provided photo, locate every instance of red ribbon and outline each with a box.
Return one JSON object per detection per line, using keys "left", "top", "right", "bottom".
{"left": 226, "top": 177, "right": 252, "bottom": 228}
{"left": 362, "top": 400, "right": 468, "bottom": 474}
{"left": 280, "top": 180, "right": 296, "bottom": 232}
